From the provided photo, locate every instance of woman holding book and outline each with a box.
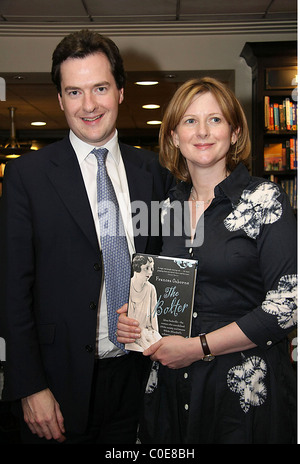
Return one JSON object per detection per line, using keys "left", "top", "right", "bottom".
{"left": 117, "top": 77, "right": 297, "bottom": 444}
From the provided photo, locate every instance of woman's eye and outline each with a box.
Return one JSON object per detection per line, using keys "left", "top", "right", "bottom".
{"left": 209, "top": 116, "right": 221, "bottom": 124}
{"left": 185, "top": 118, "right": 196, "bottom": 124}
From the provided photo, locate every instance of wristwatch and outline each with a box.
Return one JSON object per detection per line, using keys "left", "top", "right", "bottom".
{"left": 199, "top": 333, "right": 215, "bottom": 361}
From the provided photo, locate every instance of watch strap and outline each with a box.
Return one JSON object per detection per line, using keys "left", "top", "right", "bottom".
{"left": 199, "top": 333, "right": 211, "bottom": 356}
{"left": 199, "top": 333, "right": 215, "bottom": 361}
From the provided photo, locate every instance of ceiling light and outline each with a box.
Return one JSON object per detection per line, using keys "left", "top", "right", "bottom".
{"left": 5, "top": 154, "right": 21, "bottom": 159}
{"left": 147, "top": 120, "right": 162, "bottom": 125}
{"left": 31, "top": 121, "right": 46, "bottom": 126}
{"left": 135, "top": 81, "right": 159, "bottom": 86}
{"left": 142, "top": 104, "right": 160, "bottom": 109}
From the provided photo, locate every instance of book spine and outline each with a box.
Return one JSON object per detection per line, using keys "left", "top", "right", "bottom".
{"left": 264, "top": 96, "right": 270, "bottom": 129}
{"left": 273, "top": 103, "right": 279, "bottom": 131}
{"left": 285, "top": 98, "right": 291, "bottom": 130}
{"left": 281, "top": 142, "right": 286, "bottom": 170}
{"left": 279, "top": 104, "right": 285, "bottom": 130}
{"left": 292, "top": 103, "right": 297, "bottom": 131}
{"left": 285, "top": 139, "right": 290, "bottom": 168}
{"left": 269, "top": 104, "right": 274, "bottom": 131}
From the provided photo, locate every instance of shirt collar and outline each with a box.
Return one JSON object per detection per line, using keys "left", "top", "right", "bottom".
{"left": 169, "top": 163, "right": 251, "bottom": 206}
{"left": 69, "top": 129, "right": 120, "bottom": 165}
{"left": 215, "top": 163, "right": 251, "bottom": 206}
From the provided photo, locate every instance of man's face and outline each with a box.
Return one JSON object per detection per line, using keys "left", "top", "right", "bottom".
{"left": 58, "top": 52, "right": 124, "bottom": 146}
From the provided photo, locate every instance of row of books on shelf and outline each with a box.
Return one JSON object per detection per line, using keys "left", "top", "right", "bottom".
{"left": 264, "top": 96, "right": 297, "bottom": 132}
{"left": 264, "top": 138, "right": 297, "bottom": 171}
{"left": 268, "top": 174, "right": 297, "bottom": 210}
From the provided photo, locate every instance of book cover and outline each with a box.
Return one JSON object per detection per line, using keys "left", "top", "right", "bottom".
{"left": 125, "top": 253, "right": 198, "bottom": 352}
{"left": 264, "top": 143, "right": 284, "bottom": 171}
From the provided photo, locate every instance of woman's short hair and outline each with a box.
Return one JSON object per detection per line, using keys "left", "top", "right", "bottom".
{"left": 159, "top": 77, "right": 251, "bottom": 182}
{"left": 132, "top": 255, "right": 154, "bottom": 273}
{"left": 51, "top": 29, "right": 126, "bottom": 94}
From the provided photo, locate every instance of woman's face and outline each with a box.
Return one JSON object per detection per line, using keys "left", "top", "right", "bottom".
{"left": 139, "top": 261, "right": 154, "bottom": 283}
{"left": 172, "top": 91, "right": 237, "bottom": 171}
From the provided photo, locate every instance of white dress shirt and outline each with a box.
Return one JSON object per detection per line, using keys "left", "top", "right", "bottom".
{"left": 69, "top": 130, "right": 135, "bottom": 357}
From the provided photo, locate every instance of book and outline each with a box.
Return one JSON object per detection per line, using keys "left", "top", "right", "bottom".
{"left": 264, "top": 96, "right": 270, "bottom": 129}
{"left": 264, "top": 143, "right": 285, "bottom": 170}
{"left": 279, "top": 104, "right": 285, "bottom": 130}
{"left": 125, "top": 253, "right": 198, "bottom": 352}
{"left": 285, "top": 98, "right": 291, "bottom": 130}
{"left": 273, "top": 103, "right": 279, "bottom": 131}
{"left": 289, "top": 137, "right": 296, "bottom": 169}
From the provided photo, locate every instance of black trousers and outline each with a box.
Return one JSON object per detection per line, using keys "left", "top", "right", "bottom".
{"left": 19, "top": 353, "right": 150, "bottom": 444}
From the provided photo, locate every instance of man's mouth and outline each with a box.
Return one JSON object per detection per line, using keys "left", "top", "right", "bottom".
{"left": 82, "top": 115, "right": 103, "bottom": 122}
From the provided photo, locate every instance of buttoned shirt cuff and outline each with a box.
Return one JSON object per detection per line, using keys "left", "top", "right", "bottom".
{"left": 236, "top": 310, "right": 289, "bottom": 350}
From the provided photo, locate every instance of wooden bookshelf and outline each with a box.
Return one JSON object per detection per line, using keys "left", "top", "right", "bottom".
{"left": 240, "top": 41, "right": 297, "bottom": 211}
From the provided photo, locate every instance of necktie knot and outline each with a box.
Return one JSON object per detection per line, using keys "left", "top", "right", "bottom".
{"left": 92, "top": 147, "right": 108, "bottom": 164}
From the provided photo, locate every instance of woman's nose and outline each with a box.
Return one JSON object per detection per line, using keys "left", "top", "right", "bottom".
{"left": 197, "top": 120, "right": 209, "bottom": 138}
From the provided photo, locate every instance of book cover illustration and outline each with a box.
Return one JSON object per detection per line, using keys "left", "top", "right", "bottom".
{"left": 125, "top": 253, "right": 198, "bottom": 352}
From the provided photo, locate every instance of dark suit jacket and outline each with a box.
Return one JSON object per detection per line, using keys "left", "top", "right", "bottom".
{"left": 0, "top": 136, "right": 174, "bottom": 433}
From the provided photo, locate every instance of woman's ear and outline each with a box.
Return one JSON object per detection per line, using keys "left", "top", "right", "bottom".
{"left": 171, "top": 130, "right": 179, "bottom": 148}
{"left": 231, "top": 128, "right": 240, "bottom": 145}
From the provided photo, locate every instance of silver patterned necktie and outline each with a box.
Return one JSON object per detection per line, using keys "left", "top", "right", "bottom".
{"left": 92, "top": 147, "right": 131, "bottom": 350}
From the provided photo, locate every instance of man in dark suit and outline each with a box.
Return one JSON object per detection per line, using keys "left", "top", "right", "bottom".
{"left": 0, "top": 30, "right": 173, "bottom": 444}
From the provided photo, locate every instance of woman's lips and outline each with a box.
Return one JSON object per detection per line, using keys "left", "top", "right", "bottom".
{"left": 194, "top": 143, "right": 213, "bottom": 150}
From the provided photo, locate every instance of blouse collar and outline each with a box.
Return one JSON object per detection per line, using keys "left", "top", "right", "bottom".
{"left": 168, "top": 163, "right": 251, "bottom": 206}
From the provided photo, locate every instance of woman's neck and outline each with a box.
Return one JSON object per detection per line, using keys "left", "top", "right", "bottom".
{"left": 189, "top": 163, "right": 228, "bottom": 201}
{"left": 188, "top": 163, "right": 229, "bottom": 239}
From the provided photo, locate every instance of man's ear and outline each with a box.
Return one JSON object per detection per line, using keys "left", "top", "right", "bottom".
{"left": 58, "top": 93, "right": 64, "bottom": 111}
{"left": 119, "top": 88, "right": 124, "bottom": 105}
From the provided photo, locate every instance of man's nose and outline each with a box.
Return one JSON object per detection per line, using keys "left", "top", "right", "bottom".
{"left": 82, "top": 92, "right": 97, "bottom": 113}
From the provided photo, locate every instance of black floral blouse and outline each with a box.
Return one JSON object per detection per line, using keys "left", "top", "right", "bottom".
{"left": 139, "top": 163, "right": 297, "bottom": 444}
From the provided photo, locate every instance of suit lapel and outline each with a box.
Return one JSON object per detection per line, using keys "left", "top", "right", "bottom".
{"left": 46, "top": 138, "right": 99, "bottom": 253}
{"left": 46, "top": 139, "right": 154, "bottom": 254}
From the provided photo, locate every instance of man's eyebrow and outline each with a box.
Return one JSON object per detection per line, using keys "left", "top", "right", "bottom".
{"left": 64, "top": 86, "right": 81, "bottom": 91}
{"left": 63, "top": 81, "right": 111, "bottom": 92}
{"left": 95, "top": 81, "right": 110, "bottom": 87}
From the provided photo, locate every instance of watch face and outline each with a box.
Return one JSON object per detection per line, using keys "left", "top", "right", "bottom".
{"left": 202, "top": 354, "right": 215, "bottom": 362}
